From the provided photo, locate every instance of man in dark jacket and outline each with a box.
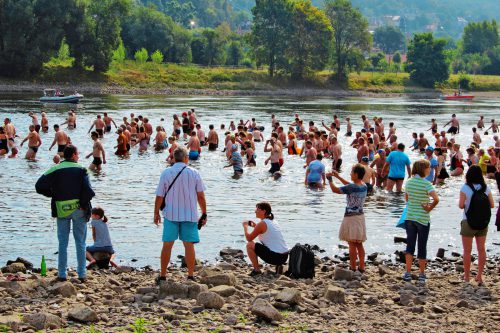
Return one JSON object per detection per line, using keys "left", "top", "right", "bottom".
{"left": 36, "top": 145, "right": 95, "bottom": 281}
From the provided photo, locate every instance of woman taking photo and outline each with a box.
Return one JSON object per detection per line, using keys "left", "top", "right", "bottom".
{"left": 403, "top": 159, "right": 439, "bottom": 283}
{"left": 459, "top": 165, "right": 494, "bottom": 285}
{"left": 242, "top": 202, "right": 289, "bottom": 276}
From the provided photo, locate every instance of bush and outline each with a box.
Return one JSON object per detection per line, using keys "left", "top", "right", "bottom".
{"left": 241, "top": 59, "right": 254, "bottom": 69}
{"left": 457, "top": 72, "right": 471, "bottom": 90}
{"left": 210, "top": 73, "right": 232, "bottom": 82}
{"left": 151, "top": 50, "right": 164, "bottom": 64}
{"left": 112, "top": 40, "right": 126, "bottom": 63}
{"left": 134, "top": 48, "right": 149, "bottom": 64}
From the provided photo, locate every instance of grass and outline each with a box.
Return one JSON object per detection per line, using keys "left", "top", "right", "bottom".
{"left": 12, "top": 60, "right": 500, "bottom": 93}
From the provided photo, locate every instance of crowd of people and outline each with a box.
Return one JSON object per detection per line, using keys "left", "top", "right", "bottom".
{"left": 1, "top": 107, "right": 499, "bottom": 285}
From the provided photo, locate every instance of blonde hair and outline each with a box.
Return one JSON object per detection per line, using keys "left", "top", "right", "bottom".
{"left": 411, "top": 159, "right": 430, "bottom": 177}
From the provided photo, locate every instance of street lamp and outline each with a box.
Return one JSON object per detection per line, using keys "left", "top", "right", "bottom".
{"left": 190, "top": 20, "right": 195, "bottom": 29}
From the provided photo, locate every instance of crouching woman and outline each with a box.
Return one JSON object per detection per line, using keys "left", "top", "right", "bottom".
{"left": 242, "top": 202, "right": 289, "bottom": 276}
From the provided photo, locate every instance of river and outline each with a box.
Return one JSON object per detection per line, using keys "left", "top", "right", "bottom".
{"left": 0, "top": 94, "right": 498, "bottom": 270}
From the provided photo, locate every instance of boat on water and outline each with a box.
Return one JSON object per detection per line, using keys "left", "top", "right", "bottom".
{"left": 39, "top": 89, "right": 83, "bottom": 104}
{"left": 440, "top": 90, "right": 474, "bottom": 100}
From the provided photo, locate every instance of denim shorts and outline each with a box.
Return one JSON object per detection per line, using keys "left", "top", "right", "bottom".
{"left": 163, "top": 219, "right": 199, "bottom": 243}
{"left": 86, "top": 245, "right": 114, "bottom": 254}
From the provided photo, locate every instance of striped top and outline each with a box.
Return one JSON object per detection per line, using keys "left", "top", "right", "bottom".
{"left": 405, "top": 176, "right": 435, "bottom": 225}
{"left": 156, "top": 162, "right": 206, "bottom": 222}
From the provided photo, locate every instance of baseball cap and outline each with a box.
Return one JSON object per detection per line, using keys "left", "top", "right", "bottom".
{"left": 425, "top": 146, "right": 434, "bottom": 152}
{"left": 361, "top": 156, "right": 369, "bottom": 162}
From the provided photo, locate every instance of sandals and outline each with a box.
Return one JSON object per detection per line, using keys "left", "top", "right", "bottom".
{"left": 249, "top": 270, "right": 262, "bottom": 277}
{"left": 402, "top": 272, "right": 412, "bottom": 282}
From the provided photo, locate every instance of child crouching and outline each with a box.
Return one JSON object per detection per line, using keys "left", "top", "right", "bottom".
{"left": 86, "top": 207, "right": 117, "bottom": 268}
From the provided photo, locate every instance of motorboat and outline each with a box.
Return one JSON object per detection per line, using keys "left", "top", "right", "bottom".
{"left": 39, "top": 89, "right": 83, "bottom": 104}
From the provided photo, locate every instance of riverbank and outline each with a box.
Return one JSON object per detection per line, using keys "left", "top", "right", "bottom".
{"left": 1, "top": 62, "right": 499, "bottom": 97}
{"left": 1, "top": 248, "right": 498, "bottom": 332}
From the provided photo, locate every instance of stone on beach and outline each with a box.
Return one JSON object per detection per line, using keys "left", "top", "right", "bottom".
{"left": 275, "top": 288, "right": 302, "bottom": 305}
{"left": 68, "top": 304, "right": 99, "bottom": 323}
{"left": 48, "top": 282, "right": 77, "bottom": 298}
{"left": 251, "top": 298, "right": 283, "bottom": 322}
{"left": 200, "top": 273, "right": 237, "bottom": 286}
{"left": 196, "top": 291, "right": 225, "bottom": 309}
{"left": 23, "top": 313, "right": 63, "bottom": 330}
{"left": 209, "top": 285, "right": 237, "bottom": 297}
{"left": 324, "top": 285, "right": 346, "bottom": 304}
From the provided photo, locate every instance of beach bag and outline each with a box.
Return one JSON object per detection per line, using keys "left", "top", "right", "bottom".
{"left": 396, "top": 204, "right": 408, "bottom": 229}
{"left": 285, "top": 244, "right": 315, "bottom": 279}
{"left": 465, "top": 184, "right": 491, "bottom": 230}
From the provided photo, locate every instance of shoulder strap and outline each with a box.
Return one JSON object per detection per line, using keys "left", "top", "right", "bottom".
{"left": 160, "top": 166, "right": 187, "bottom": 210}
{"left": 467, "top": 183, "right": 476, "bottom": 193}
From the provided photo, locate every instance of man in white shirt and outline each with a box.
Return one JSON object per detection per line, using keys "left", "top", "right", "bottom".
{"left": 154, "top": 147, "right": 207, "bottom": 281}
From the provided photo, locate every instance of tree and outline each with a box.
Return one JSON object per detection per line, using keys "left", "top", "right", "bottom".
{"left": 483, "top": 45, "right": 500, "bottom": 75}
{"left": 151, "top": 49, "right": 164, "bottom": 63}
{"left": 463, "top": 53, "right": 491, "bottom": 75}
{"left": 370, "top": 52, "right": 385, "bottom": 68}
{"left": 121, "top": 6, "right": 175, "bottom": 61}
{"left": 250, "top": 0, "right": 293, "bottom": 77}
{"left": 462, "top": 20, "right": 499, "bottom": 55}
{"left": 392, "top": 52, "right": 401, "bottom": 64}
{"left": 374, "top": 25, "right": 405, "bottom": 54}
{"left": 324, "top": 0, "right": 371, "bottom": 81}
{"left": 112, "top": 39, "right": 127, "bottom": 63}
{"left": 134, "top": 48, "right": 149, "bottom": 63}
{"left": 406, "top": 33, "right": 449, "bottom": 88}
{"left": 227, "top": 41, "right": 243, "bottom": 66}
{"left": 286, "top": 0, "right": 332, "bottom": 80}
{"left": 167, "top": 25, "right": 193, "bottom": 63}
{"left": 0, "top": 0, "right": 69, "bottom": 76}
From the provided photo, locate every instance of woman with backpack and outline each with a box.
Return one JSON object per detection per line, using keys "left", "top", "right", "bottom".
{"left": 459, "top": 165, "right": 494, "bottom": 285}
{"left": 242, "top": 202, "right": 289, "bottom": 276}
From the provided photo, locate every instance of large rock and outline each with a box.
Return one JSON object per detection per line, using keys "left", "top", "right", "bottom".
{"left": 48, "top": 282, "right": 77, "bottom": 298}
{"left": 324, "top": 285, "right": 345, "bottom": 304}
{"left": 219, "top": 248, "right": 244, "bottom": 258}
{"left": 1, "top": 263, "right": 26, "bottom": 274}
{"left": 197, "top": 291, "right": 225, "bottom": 309}
{"left": 7, "top": 257, "right": 33, "bottom": 270}
{"left": 200, "top": 273, "right": 237, "bottom": 286}
{"left": 399, "top": 291, "right": 414, "bottom": 306}
{"left": 209, "top": 285, "right": 237, "bottom": 297}
{"left": 187, "top": 283, "right": 209, "bottom": 299}
{"left": 275, "top": 288, "right": 302, "bottom": 305}
{"left": 68, "top": 305, "right": 99, "bottom": 323}
{"left": 158, "top": 281, "right": 189, "bottom": 299}
{"left": 251, "top": 299, "right": 283, "bottom": 322}
{"left": 333, "top": 267, "right": 353, "bottom": 281}
{"left": 23, "top": 313, "right": 63, "bottom": 330}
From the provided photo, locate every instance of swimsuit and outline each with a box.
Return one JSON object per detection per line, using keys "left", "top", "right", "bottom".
{"left": 96, "top": 129, "right": 104, "bottom": 137}
{"left": 34, "top": 125, "right": 41, "bottom": 133}
{"left": 189, "top": 150, "right": 199, "bottom": 160}
{"left": 139, "top": 136, "right": 149, "bottom": 150}
{"left": 447, "top": 126, "right": 458, "bottom": 134}
{"left": 29, "top": 146, "right": 38, "bottom": 153}
{"left": 0, "top": 137, "right": 9, "bottom": 153}
{"left": 58, "top": 144, "right": 67, "bottom": 153}
{"left": 175, "top": 128, "right": 181, "bottom": 135}
{"left": 106, "top": 125, "right": 112, "bottom": 132}
{"left": 208, "top": 143, "right": 218, "bottom": 151}
{"left": 92, "top": 157, "right": 102, "bottom": 166}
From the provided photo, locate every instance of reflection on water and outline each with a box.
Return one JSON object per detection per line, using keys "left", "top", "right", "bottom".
{"left": 0, "top": 94, "right": 498, "bottom": 269}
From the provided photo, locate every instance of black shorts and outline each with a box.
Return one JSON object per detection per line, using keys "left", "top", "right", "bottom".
{"left": 447, "top": 126, "right": 458, "bottom": 134}
{"left": 333, "top": 158, "right": 342, "bottom": 170}
{"left": 92, "top": 157, "right": 102, "bottom": 166}
{"left": 57, "top": 144, "right": 67, "bottom": 153}
{"left": 346, "top": 131, "right": 352, "bottom": 137}
{"left": 269, "top": 162, "right": 280, "bottom": 174}
{"left": 105, "top": 125, "right": 112, "bottom": 132}
{"left": 34, "top": 125, "right": 41, "bottom": 133}
{"left": 29, "top": 146, "right": 38, "bottom": 153}
{"left": 388, "top": 176, "right": 404, "bottom": 181}
{"left": 96, "top": 129, "right": 104, "bottom": 137}
{"left": 255, "top": 243, "right": 288, "bottom": 266}
{"left": 182, "top": 126, "right": 189, "bottom": 134}
{"left": 175, "top": 129, "right": 181, "bottom": 135}
{"left": 208, "top": 143, "right": 218, "bottom": 151}
{"left": 126, "top": 143, "right": 131, "bottom": 151}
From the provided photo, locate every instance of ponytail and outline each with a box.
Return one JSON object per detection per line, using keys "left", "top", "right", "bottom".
{"left": 102, "top": 215, "right": 108, "bottom": 223}
{"left": 91, "top": 206, "right": 107, "bottom": 222}
{"left": 256, "top": 202, "right": 274, "bottom": 220}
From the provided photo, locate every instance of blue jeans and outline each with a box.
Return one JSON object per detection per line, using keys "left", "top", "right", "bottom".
{"left": 404, "top": 220, "right": 430, "bottom": 259}
{"left": 57, "top": 209, "right": 88, "bottom": 279}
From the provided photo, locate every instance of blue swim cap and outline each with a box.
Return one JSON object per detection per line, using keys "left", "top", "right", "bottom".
{"left": 231, "top": 144, "right": 238, "bottom": 151}
{"left": 426, "top": 146, "right": 434, "bottom": 151}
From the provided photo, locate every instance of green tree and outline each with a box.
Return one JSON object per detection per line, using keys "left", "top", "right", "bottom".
{"left": 374, "top": 25, "right": 405, "bottom": 54}
{"left": 227, "top": 41, "right": 243, "bottom": 65}
{"left": 463, "top": 53, "right": 491, "bottom": 75}
{"left": 0, "top": 0, "right": 69, "bottom": 76}
{"left": 324, "top": 0, "right": 371, "bottom": 81}
{"left": 151, "top": 49, "right": 164, "bottom": 63}
{"left": 112, "top": 39, "right": 127, "bottom": 63}
{"left": 406, "top": 32, "right": 449, "bottom": 88}
{"left": 483, "top": 45, "right": 500, "bottom": 75}
{"left": 135, "top": 48, "right": 149, "bottom": 63}
{"left": 392, "top": 51, "right": 401, "bottom": 64}
{"left": 286, "top": 0, "right": 332, "bottom": 80}
{"left": 121, "top": 6, "right": 175, "bottom": 62}
{"left": 370, "top": 52, "right": 385, "bottom": 68}
{"left": 167, "top": 25, "right": 193, "bottom": 63}
{"left": 250, "top": 0, "right": 293, "bottom": 77}
{"left": 462, "top": 20, "right": 499, "bottom": 55}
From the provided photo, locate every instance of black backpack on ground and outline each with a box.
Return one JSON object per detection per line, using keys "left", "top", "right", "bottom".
{"left": 466, "top": 183, "right": 491, "bottom": 230}
{"left": 285, "top": 244, "right": 315, "bottom": 279}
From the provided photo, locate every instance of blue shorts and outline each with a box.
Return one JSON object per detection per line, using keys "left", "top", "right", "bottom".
{"left": 189, "top": 151, "right": 199, "bottom": 160}
{"left": 162, "top": 219, "right": 199, "bottom": 243}
{"left": 86, "top": 245, "right": 114, "bottom": 254}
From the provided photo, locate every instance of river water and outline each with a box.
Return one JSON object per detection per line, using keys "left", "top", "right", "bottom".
{"left": 0, "top": 94, "right": 499, "bottom": 270}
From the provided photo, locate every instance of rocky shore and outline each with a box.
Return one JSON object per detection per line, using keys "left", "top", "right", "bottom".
{"left": 0, "top": 247, "right": 498, "bottom": 333}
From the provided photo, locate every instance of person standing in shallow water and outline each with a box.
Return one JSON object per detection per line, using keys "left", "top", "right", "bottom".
{"left": 326, "top": 164, "right": 367, "bottom": 272}
{"left": 35, "top": 145, "right": 95, "bottom": 282}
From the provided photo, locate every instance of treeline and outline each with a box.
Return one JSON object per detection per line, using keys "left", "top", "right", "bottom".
{"left": 0, "top": 0, "right": 499, "bottom": 89}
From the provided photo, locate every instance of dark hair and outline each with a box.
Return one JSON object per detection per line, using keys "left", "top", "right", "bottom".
{"left": 63, "top": 145, "right": 77, "bottom": 160}
{"left": 209, "top": 124, "right": 214, "bottom": 129}
{"left": 465, "top": 165, "right": 486, "bottom": 190}
{"left": 92, "top": 207, "right": 108, "bottom": 222}
{"left": 352, "top": 163, "right": 366, "bottom": 179}
{"left": 91, "top": 131, "right": 98, "bottom": 138}
{"left": 245, "top": 140, "right": 252, "bottom": 148}
{"left": 54, "top": 124, "right": 59, "bottom": 129}
{"left": 397, "top": 143, "right": 405, "bottom": 151}
{"left": 316, "top": 153, "right": 323, "bottom": 160}
{"left": 256, "top": 202, "right": 274, "bottom": 220}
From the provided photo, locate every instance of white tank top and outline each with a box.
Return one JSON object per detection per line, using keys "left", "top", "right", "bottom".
{"left": 258, "top": 219, "right": 289, "bottom": 254}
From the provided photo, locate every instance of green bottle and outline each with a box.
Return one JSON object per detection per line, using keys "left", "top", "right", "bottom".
{"left": 41, "top": 255, "right": 47, "bottom": 277}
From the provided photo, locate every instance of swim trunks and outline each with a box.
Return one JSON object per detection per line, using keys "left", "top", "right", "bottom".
{"left": 34, "top": 125, "right": 41, "bottom": 133}
{"left": 96, "top": 129, "right": 104, "bottom": 137}
{"left": 29, "top": 146, "right": 38, "bottom": 153}
{"left": 58, "top": 144, "right": 67, "bottom": 153}
{"left": 175, "top": 128, "right": 181, "bottom": 135}
{"left": 92, "top": 157, "right": 102, "bottom": 166}
{"left": 106, "top": 125, "right": 112, "bottom": 132}
{"left": 208, "top": 143, "right": 218, "bottom": 151}
{"left": 447, "top": 126, "right": 458, "bottom": 134}
{"left": 189, "top": 150, "right": 199, "bottom": 160}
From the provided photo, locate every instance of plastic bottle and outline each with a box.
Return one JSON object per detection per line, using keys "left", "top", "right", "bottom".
{"left": 41, "top": 255, "right": 46, "bottom": 277}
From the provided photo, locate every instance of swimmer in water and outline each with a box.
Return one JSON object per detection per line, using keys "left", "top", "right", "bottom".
{"left": 49, "top": 124, "right": 69, "bottom": 157}
{"left": 88, "top": 115, "right": 105, "bottom": 138}
{"left": 61, "top": 110, "right": 77, "bottom": 130}
{"left": 186, "top": 130, "right": 201, "bottom": 160}
{"left": 207, "top": 124, "right": 219, "bottom": 151}
{"left": 20, "top": 125, "right": 42, "bottom": 160}
{"left": 41, "top": 112, "right": 49, "bottom": 133}
{"left": 86, "top": 131, "right": 106, "bottom": 171}
{"left": 103, "top": 112, "right": 117, "bottom": 133}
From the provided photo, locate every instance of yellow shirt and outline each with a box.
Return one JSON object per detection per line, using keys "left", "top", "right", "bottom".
{"left": 478, "top": 154, "right": 490, "bottom": 174}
